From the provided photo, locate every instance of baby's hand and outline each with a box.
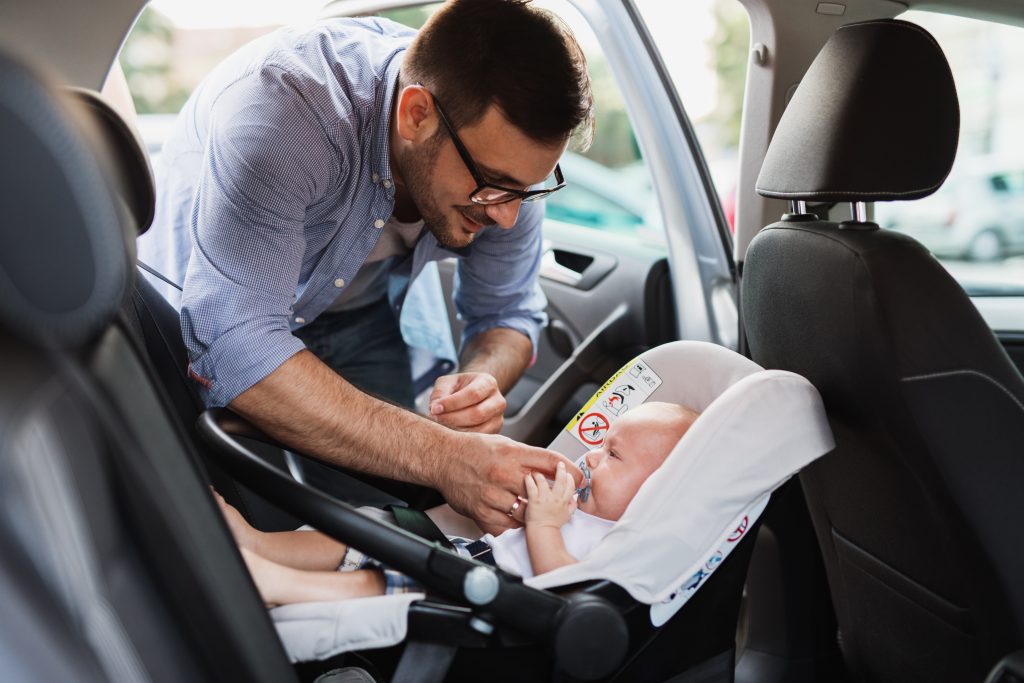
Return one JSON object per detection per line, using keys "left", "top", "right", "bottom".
{"left": 524, "top": 461, "right": 577, "bottom": 529}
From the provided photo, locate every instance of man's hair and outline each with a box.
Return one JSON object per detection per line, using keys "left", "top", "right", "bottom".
{"left": 402, "top": 0, "right": 594, "bottom": 150}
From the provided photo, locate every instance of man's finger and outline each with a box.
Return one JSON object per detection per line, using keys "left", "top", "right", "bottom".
{"left": 431, "top": 376, "right": 495, "bottom": 415}
{"left": 514, "top": 447, "right": 584, "bottom": 487}
{"left": 428, "top": 374, "right": 462, "bottom": 404}
{"left": 478, "top": 505, "right": 520, "bottom": 535}
{"left": 434, "top": 395, "right": 505, "bottom": 431}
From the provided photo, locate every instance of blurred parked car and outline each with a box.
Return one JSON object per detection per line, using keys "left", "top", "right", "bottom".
{"left": 877, "top": 156, "right": 1024, "bottom": 261}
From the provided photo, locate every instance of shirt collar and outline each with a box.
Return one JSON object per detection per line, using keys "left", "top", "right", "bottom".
{"left": 371, "top": 54, "right": 404, "bottom": 187}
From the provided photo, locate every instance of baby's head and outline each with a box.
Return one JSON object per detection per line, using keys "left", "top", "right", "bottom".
{"left": 578, "top": 401, "right": 699, "bottom": 521}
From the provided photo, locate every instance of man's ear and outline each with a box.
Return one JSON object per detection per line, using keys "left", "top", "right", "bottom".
{"left": 395, "top": 85, "right": 437, "bottom": 143}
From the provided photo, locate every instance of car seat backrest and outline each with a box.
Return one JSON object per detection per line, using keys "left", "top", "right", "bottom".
{"left": 0, "top": 49, "right": 298, "bottom": 682}
{"left": 743, "top": 18, "right": 1024, "bottom": 682}
{"left": 61, "top": 87, "right": 304, "bottom": 531}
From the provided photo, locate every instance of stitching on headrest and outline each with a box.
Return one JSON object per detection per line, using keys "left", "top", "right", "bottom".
{"left": 902, "top": 370, "right": 1024, "bottom": 414}
{"left": 756, "top": 183, "right": 945, "bottom": 199}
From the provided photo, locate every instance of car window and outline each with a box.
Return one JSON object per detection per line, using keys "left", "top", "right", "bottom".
{"left": 875, "top": 11, "right": 1024, "bottom": 316}
{"left": 634, "top": 0, "right": 749, "bottom": 235}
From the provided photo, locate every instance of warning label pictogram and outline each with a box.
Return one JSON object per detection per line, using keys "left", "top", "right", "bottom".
{"left": 576, "top": 412, "right": 611, "bottom": 445}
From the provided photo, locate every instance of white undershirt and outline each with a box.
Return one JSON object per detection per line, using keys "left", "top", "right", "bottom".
{"left": 326, "top": 216, "right": 425, "bottom": 312}
{"left": 482, "top": 510, "right": 616, "bottom": 579}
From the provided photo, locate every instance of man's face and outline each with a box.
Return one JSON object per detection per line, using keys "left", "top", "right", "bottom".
{"left": 398, "top": 103, "right": 566, "bottom": 249}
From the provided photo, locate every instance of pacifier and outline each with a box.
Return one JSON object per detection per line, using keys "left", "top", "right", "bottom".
{"left": 575, "top": 458, "right": 592, "bottom": 503}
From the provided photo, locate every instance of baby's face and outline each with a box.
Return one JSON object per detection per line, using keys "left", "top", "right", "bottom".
{"left": 577, "top": 402, "right": 697, "bottom": 521}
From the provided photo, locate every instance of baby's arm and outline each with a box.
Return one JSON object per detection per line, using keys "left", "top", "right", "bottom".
{"left": 523, "top": 462, "right": 579, "bottom": 575}
{"left": 240, "top": 548, "right": 385, "bottom": 606}
{"left": 214, "top": 490, "right": 348, "bottom": 571}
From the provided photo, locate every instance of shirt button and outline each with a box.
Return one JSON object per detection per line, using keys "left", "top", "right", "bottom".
{"left": 374, "top": 219, "right": 385, "bottom": 229}
{"left": 334, "top": 278, "right": 345, "bottom": 288}
{"left": 382, "top": 179, "right": 392, "bottom": 189}
{"left": 372, "top": 173, "right": 380, "bottom": 183}
{"left": 295, "top": 317, "right": 306, "bottom": 324}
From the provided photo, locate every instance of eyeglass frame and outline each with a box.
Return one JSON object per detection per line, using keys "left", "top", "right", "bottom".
{"left": 430, "top": 93, "right": 566, "bottom": 206}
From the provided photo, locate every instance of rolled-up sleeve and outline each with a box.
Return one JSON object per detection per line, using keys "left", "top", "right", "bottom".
{"left": 454, "top": 199, "right": 548, "bottom": 358}
{"left": 181, "top": 66, "right": 341, "bottom": 407}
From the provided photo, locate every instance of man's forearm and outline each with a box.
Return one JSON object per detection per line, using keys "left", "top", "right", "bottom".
{"left": 459, "top": 327, "right": 533, "bottom": 392}
{"left": 230, "top": 350, "right": 466, "bottom": 487}
{"left": 228, "top": 346, "right": 580, "bottom": 534}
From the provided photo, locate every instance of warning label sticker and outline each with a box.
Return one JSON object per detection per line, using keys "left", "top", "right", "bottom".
{"left": 564, "top": 359, "right": 664, "bottom": 448}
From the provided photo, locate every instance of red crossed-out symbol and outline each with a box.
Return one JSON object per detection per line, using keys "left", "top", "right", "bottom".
{"left": 577, "top": 412, "right": 610, "bottom": 445}
{"left": 728, "top": 516, "right": 749, "bottom": 542}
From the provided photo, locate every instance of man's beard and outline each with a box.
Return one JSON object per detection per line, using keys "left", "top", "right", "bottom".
{"left": 400, "top": 136, "right": 492, "bottom": 249}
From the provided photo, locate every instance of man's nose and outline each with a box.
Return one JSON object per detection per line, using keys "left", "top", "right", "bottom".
{"left": 485, "top": 198, "right": 522, "bottom": 229}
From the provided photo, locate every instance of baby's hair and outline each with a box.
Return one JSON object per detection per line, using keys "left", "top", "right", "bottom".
{"left": 631, "top": 401, "right": 700, "bottom": 444}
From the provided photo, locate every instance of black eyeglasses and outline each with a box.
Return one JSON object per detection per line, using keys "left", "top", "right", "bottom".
{"left": 432, "top": 95, "right": 566, "bottom": 206}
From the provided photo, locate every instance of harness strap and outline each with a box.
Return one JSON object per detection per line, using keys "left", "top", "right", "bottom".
{"left": 386, "top": 505, "right": 456, "bottom": 551}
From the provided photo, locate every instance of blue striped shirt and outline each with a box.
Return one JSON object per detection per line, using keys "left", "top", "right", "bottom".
{"left": 139, "top": 18, "right": 547, "bottom": 408}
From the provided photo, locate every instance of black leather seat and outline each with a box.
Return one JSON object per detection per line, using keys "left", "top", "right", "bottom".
{"left": 0, "top": 49, "right": 300, "bottom": 682}
{"left": 742, "top": 19, "right": 1024, "bottom": 683}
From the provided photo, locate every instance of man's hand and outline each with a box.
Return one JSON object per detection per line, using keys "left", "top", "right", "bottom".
{"left": 429, "top": 372, "right": 506, "bottom": 434}
{"left": 439, "top": 433, "right": 583, "bottom": 535}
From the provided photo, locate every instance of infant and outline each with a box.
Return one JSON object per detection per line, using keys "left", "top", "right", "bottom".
{"left": 218, "top": 401, "right": 699, "bottom": 605}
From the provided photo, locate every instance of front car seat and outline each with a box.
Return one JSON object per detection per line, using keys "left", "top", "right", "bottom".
{"left": 0, "top": 47, "right": 302, "bottom": 683}
{"left": 741, "top": 19, "right": 1024, "bottom": 682}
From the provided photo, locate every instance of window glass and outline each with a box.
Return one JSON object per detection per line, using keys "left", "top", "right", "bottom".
{"left": 875, "top": 11, "right": 1024, "bottom": 300}
{"left": 634, "top": 0, "right": 750, "bottom": 234}
{"left": 119, "top": 2, "right": 315, "bottom": 159}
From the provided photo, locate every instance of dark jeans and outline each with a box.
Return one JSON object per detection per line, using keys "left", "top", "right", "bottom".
{"left": 294, "top": 297, "right": 415, "bottom": 409}
{"left": 294, "top": 297, "right": 441, "bottom": 508}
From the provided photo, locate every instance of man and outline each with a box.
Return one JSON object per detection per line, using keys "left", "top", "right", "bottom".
{"left": 140, "top": 0, "right": 593, "bottom": 532}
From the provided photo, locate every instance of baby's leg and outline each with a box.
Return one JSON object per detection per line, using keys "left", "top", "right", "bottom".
{"left": 215, "top": 490, "right": 348, "bottom": 571}
{"left": 240, "top": 548, "right": 385, "bottom": 607}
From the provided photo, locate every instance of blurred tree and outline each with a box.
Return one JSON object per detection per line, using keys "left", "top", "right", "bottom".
{"left": 378, "top": 4, "right": 439, "bottom": 30}
{"left": 708, "top": 0, "right": 750, "bottom": 149}
{"left": 119, "top": 7, "right": 189, "bottom": 114}
{"left": 584, "top": 55, "right": 640, "bottom": 168}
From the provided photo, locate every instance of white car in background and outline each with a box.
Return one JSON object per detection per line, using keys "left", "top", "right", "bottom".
{"left": 878, "top": 156, "right": 1024, "bottom": 261}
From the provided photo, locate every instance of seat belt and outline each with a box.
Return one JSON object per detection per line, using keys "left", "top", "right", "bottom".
{"left": 137, "top": 260, "right": 182, "bottom": 292}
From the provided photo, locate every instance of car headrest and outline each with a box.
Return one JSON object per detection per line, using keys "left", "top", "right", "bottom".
{"left": 67, "top": 88, "right": 155, "bottom": 236}
{"left": 756, "top": 19, "right": 959, "bottom": 203}
{"left": 0, "top": 51, "right": 133, "bottom": 349}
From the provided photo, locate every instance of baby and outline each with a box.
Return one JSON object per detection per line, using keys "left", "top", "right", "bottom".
{"left": 219, "top": 401, "right": 699, "bottom": 605}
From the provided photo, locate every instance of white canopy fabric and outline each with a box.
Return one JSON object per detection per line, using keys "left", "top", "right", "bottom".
{"left": 271, "top": 341, "right": 834, "bottom": 662}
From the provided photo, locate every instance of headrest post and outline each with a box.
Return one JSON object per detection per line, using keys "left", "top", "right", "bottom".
{"left": 789, "top": 200, "right": 808, "bottom": 215}
{"left": 852, "top": 202, "right": 868, "bottom": 223}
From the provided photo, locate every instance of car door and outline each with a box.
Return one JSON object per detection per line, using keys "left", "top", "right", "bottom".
{"left": 322, "top": 0, "right": 738, "bottom": 447}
